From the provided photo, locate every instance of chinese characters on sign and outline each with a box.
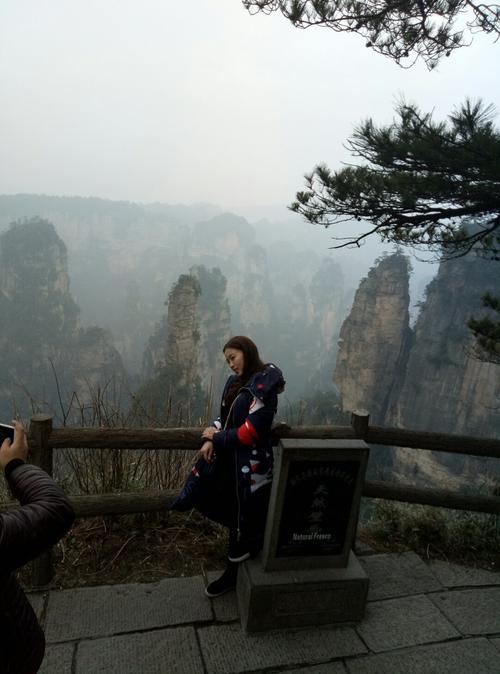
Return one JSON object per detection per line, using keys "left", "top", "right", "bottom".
{"left": 276, "top": 460, "right": 359, "bottom": 557}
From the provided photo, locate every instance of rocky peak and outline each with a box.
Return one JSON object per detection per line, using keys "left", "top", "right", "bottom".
{"left": 164, "top": 274, "right": 201, "bottom": 389}
{"left": 389, "top": 254, "right": 500, "bottom": 437}
{"left": 142, "top": 266, "right": 232, "bottom": 416}
{"left": 334, "top": 252, "right": 412, "bottom": 424}
{"left": 0, "top": 218, "right": 126, "bottom": 421}
{"left": 0, "top": 218, "right": 79, "bottom": 342}
{"left": 190, "top": 266, "right": 231, "bottom": 393}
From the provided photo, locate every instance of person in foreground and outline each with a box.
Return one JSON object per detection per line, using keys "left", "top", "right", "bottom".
{"left": 172, "top": 336, "right": 285, "bottom": 597}
{"left": 0, "top": 421, "right": 75, "bottom": 674}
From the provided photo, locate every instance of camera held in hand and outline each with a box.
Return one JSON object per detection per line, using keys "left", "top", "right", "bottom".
{"left": 0, "top": 423, "right": 15, "bottom": 444}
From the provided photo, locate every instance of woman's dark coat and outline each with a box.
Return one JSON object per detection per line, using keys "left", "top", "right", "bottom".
{"left": 172, "top": 363, "right": 285, "bottom": 540}
{"left": 0, "top": 462, "right": 75, "bottom": 674}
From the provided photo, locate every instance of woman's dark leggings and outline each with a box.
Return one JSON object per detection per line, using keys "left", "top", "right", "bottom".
{"left": 229, "top": 482, "right": 272, "bottom": 553}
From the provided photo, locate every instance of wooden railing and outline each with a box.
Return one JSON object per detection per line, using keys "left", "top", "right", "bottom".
{"left": 3, "top": 411, "right": 500, "bottom": 585}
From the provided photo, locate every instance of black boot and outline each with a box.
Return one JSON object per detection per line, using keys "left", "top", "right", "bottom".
{"left": 227, "top": 526, "right": 261, "bottom": 563}
{"left": 205, "top": 561, "right": 238, "bottom": 598}
{"left": 227, "top": 539, "right": 253, "bottom": 563}
{"left": 228, "top": 528, "right": 262, "bottom": 563}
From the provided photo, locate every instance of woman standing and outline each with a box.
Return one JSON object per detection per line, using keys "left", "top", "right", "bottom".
{"left": 172, "top": 336, "right": 285, "bottom": 597}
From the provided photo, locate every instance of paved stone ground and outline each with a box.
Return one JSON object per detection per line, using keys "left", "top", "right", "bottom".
{"left": 30, "top": 551, "right": 500, "bottom": 673}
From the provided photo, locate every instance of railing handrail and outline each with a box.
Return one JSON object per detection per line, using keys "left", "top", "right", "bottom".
{"left": 47, "top": 422, "right": 500, "bottom": 458}
{"left": 41, "top": 417, "right": 500, "bottom": 518}
{"left": 10, "top": 410, "right": 500, "bottom": 586}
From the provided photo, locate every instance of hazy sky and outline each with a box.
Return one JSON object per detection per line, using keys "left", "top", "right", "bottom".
{"left": 1, "top": 0, "right": 499, "bottom": 215}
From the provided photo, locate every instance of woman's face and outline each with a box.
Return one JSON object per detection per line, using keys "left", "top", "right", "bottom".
{"left": 224, "top": 347, "right": 245, "bottom": 377}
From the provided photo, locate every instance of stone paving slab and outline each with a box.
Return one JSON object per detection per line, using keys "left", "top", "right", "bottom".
{"left": 28, "top": 592, "right": 46, "bottom": 621}
{"left": 39, "top": 643, "right": 75, "bottom": 674}
{"left": 356, "top": 594, "right": 458, "bottom": 653}
{"left": 359, "top": 551, "right": 442, "bottom": 601}
{"left": 34, "top": 552, "right": 500, "bottom": 673}
{"left": 430, "top": 587, "right": 500, "bottom": 635}
{"left": 429, "top": 560, "right": 500, "bottom": 588}
{"left": 45, "top": 576, "right": 212, "bottom": 642}
{"left": 272, "top": 662, "right": 347, "bottom": 673}
{"left": 198, "top": 622, "right": 366, "bottom": 674}
{"left": 353, "top": 540, "right": 376, "bottom": 556}
{"left": 345, "top": 637, "right": 500, "bottom": 674}
{"left": 206, "top": 571, "right": 240, "bottom": 623}
{"left": 76, "top": 626, "right": 204, "bottom": 674}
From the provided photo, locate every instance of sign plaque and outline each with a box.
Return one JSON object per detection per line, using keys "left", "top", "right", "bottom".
{"left": 276, "top": 458, "right": 360, "bottom": 558}
{"left": 262, "top": 439, "right": 369, "bottom": 571}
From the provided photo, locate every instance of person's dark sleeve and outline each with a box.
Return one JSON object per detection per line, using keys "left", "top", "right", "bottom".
{"left": 211, "top": 393, "right": 277, "bottom": 453}
{"left": 0, "top": 462, "right": 75, "bottom": 574}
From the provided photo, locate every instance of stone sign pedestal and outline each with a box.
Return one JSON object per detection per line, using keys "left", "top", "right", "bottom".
{"left": 238, "top": 551, "right": 368, "bottom": 631}
{"left": 238, "top": 439, "right": 370, "bottom": 632}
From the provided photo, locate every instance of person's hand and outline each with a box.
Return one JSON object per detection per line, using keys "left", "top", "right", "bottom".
{"left": 199, "top": 440, "right": 214, "bottom": 463}
{"left": 0, "top": 420, "right": 29, "bottom": 469}
{"left": 202, "top": 427, "right": 217, "bottom": 441}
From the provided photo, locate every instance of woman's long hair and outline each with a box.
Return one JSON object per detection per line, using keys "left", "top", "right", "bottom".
{"left": 222, "top": 335, "right": 265, "bottom": 407}
{"left": 223, "top": 335, "right": 265, "bottom": 381}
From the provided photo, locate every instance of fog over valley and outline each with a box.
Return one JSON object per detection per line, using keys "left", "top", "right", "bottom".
{"left": 1, "top": 1, "right": 499, "bottom": 497}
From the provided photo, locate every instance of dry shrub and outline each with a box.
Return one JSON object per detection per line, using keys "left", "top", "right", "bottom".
{"left": 49, "top": 375, "right": 212, "bottom": 496}
{"left": 364, "top": 499, "right": 500, "bottom": 568}
{"left": 5, "top": 377, "right": 223, "bottom": 587}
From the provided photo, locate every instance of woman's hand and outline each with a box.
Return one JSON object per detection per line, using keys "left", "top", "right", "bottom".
{"left": 0, "top": 420, "right": 29, "bottom": 469}
{"left": 199, "top": 440, "right": 214, "bottom": 463}
{"left": 202, "top": 427, "right": 217, "bottom": 441}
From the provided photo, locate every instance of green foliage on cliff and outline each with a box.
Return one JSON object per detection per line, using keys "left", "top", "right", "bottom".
{"left": 468, "top": 293, "right": 500, "bottom": 364}
{"left": 191, "top": 265, "right": 227, "bottom": 310}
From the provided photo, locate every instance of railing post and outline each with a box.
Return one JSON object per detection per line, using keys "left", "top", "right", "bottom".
{"left": 28, "top": 414, "right": 54, "bottom": 587}
{"left": 350, "top": 410, "right": 370, "bottom": 554}
{"left": 351, "top": 409, "right": 370, "bottom": 438}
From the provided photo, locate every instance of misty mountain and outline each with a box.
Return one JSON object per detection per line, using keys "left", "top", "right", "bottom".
{"left": 0, "top": 194, "right": 356, "bottom": 400}
{"left": 0, "top": 217, "right": 127, "bottom": 422}
{"left": 0, "top": 194, "right": 497, "bottom": 493}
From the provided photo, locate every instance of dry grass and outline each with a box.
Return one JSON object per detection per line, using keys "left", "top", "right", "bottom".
{"left": 19, "top": 510, "right": 228, "bottom": 590}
